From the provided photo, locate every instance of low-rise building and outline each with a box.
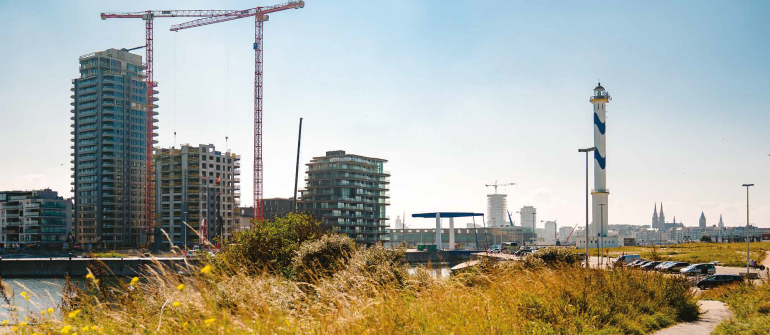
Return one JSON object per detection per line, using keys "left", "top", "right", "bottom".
{"left": 0, "top": 189, "right": 73, "bottom": 249}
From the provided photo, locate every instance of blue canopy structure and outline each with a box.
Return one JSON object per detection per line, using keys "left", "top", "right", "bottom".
{"left": 411, "top": 212, "right": 485, "bottom": 250}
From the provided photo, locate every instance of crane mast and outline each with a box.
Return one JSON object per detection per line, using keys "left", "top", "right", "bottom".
{"left": 100, "top": 9, "right": 240, "bottom": 240}
{"left": 170, "top": 1, "right": 304, "bottom": 221}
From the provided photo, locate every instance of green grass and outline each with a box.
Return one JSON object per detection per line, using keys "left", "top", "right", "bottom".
{"left": 575, "top": 242, "right": 770, "bottom": 267}
{"left": 701, "top": 279, "right": 770, "bottom": 334}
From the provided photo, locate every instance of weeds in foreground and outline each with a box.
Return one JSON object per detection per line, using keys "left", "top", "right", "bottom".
{"left": 23, "top": 252, "right": 697, "bottom": 334}
{"left": 701, "top": 278, "right": 770, "bottom": 334}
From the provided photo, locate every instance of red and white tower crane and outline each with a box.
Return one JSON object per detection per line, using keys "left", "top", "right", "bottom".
{"left": 100, "top": 10, "right": 241, "bottom": 237}
{"left": 170, "top": 1, "right": 305, "bottom": 221}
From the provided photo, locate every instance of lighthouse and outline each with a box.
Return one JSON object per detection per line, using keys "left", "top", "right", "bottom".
{"left": 591, "top": 83, "right": 610, "bottom": 241}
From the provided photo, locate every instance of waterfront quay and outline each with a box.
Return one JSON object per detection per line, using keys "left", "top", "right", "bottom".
{"left": 0, "top": 257, "right": 188, "bottom": 278}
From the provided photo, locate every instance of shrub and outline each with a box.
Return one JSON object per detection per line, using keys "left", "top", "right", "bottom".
{"left": 216, "top": 212, "right": 324, "bottom": 277}
{"left": 700, "top": 235, "right": 713, "bottom": 243}
{"left": 292, "top": 233, "right": 357, "bottom": 282}
{"left": 530, "top": 247, "right": 582, "bottom": 266}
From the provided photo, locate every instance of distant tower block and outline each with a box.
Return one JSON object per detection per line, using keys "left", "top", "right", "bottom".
{"left": 487, "top": 194, "right": 507, "bottom": 227}
{"left": 699, "top": 212, "right": 706, "bottom": 229}
{"left": 590, "top": 83, "right": 611, "bottom": 238}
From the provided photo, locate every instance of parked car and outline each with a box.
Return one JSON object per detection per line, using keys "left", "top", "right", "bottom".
{"left": 680, "top": 263, "right": 716, "bottom": 276}
{"left": 653, "top": 261, "right": 675, "bottom": 270}
{"left": 640, "top": 261, "right": 662, "bottom": 270}
{"left": 696, "top": 275, "right": 743, "bottom": 289}
{"left": 633, "top": 260, "right": 653, "bottom": 268}
{"left": 614, "top": 254, "right": 641, "bottom": 265}
{"left": 660, "top": 262, "right": 690, "bottom": 273}
{"left": 627, "top": 259, "right": 647, "bottom": 267}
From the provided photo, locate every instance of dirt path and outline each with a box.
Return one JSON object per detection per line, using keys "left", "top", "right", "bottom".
{"left": 652, "top": 300, "right": 732, "bottom": 335}
{"left": 762, "top": 250, "right": 770, "bottom": 270}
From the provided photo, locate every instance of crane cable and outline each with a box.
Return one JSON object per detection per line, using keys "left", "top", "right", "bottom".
{"left": 173, "top": 32, "right": 177, "bottom": 148}
{"left": 224, "top": 21, "right": 230, "bottom": 152}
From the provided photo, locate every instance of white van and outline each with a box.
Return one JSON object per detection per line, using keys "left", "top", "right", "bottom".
{"left": 614, "top": 254, "right": 641, "bottom": 265}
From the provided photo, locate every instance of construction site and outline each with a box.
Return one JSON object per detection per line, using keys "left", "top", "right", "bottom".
{"left": 71, "top": 2, "right": 306, "bottom": 248}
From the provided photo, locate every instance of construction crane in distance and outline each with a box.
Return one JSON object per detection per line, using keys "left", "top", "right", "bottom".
{"left": 100, "top": 9, "right": 243, "bottom": 238}
{"left": 170, "top": 1, "right": 305, "bottom": 221}
{"left": 565, "top": 223, "right": 580, "bottom": 244}
{"left": 485, "top": 181, "right": 516, "bottom": 194}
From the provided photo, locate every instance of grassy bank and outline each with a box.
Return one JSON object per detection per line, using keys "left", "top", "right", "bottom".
{"left": 701, "top": 279, "right": 770, "bottom": 334}
{"left": 577, "top": 242, "right": 770, "bottom": 267}
{"left": 12, "top": 215, "right": 699, "bottom": 334}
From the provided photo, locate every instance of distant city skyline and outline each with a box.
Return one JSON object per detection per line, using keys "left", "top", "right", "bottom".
{"left": 0, "top": 1, "right": 768, "bottom": 229}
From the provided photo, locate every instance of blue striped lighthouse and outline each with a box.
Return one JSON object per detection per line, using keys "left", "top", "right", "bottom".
{"left": 591, "top": 83, "right": 610, "bottom": 241}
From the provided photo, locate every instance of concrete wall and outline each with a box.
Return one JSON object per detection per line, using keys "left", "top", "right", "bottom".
{"left": 0, "top": 257, "right": 190, "bottom": 278}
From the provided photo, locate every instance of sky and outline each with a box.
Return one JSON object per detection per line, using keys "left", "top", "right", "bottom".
{"left": 0, "top": 1, "right": 768, "bottom": 230}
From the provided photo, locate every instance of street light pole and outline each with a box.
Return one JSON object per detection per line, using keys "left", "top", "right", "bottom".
{"left": 742, "top": 183, "right": 754, "bottom": 275}
{"left": 578, "top": 147, "right": 595, "bottom": 268}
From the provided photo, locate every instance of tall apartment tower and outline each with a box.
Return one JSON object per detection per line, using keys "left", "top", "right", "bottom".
{"left": 300, "top": 150, "right": 390, "bottom": 244}
{"left": 590, "top": 83, "right": 610, "bottom": 238}
{"left": 71, "top": 48, "right": 158, "bottom": 248}
{"left": 519, "top": 206, "right": 536, "bottom": 229}
{"left": 154, "top": 144, "right": 240, "bottom": 248}
{"left": 0, "top": 189, "right": 73, "bottom": 249}
{"left": 486, "top": 194, "right": 508, "bottom": 227}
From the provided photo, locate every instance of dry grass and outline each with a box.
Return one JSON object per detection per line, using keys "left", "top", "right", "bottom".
{"left": 13, "top": 248, "right": 700, "bottom": 335}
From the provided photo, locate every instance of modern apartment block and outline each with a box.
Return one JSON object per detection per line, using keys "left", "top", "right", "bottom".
{"left": 71, "top": 48, "right": 158, "bottom": 248}
{"left": 300, "top": 150, "right": 390, "bottom": 244}
{"left": 0, "top": 189, "right": 72, "bottom": 249}
{"left": 154, "top": 144, "right": 240, "bottom": 248}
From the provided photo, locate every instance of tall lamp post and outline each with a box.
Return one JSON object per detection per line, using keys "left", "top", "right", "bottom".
{"left": 578, "top": 147, "right": 595, "bottom": 267}
{"left": 742, "top": 183, "right": 754, "bottom": 275}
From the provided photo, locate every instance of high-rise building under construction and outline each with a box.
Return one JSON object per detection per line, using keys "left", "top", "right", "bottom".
{"left": 154, "top": 144, "right": 240, "bottom": 248}
{"left": 71, "top": 48, "right": 158, "bottom": 247}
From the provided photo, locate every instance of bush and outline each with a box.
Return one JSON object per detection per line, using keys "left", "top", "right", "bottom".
{"left": 701, "top": 235, "right": 713, "bottom": 243}
{"left": 292, "top": 234, "right": 357, "bottom": 282}
{"left": 216, "top": 212, "right": 324, "bottom": 277}
{"left": 530, "top": 247, "right": 582, "bottom": 266}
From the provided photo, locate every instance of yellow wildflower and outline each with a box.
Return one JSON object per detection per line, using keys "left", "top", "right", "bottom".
{"left": 205, "top": 318, "right": 216, "bottom": 325}
{"left": 12, "top": 326, "right": 17, "bottom": 331}
{"left": 177, "top": 284, "right": 185, "bottom": 291}
{"left": 41, "top": 310, "right": 46, "bottom": 315}
{"left": 20, "top": 322, "right": 27, "bottom": 327}
{"left": 25, "top": 317, "right": 29, "bottom": 322}
{"left": 200, "top": 265, "right": 212, "bottom": 274}
{"left": 130, "top": 277, "right": 139, "bottom": 286}
{"left": 61, "top": 325, "right": 72, "bottom": 334}
{"left": 20, "top": 292, "right": 27, "bottom": 297}
{"left": 85, "top": 273, "right": 94, "bottom": 279}
{"left": 183, "top": 322, "right": 189, "bottom": 329}
{"left": 172, "top": 301, "right": 181, "bottom": 307}
{"left": 48, "top": 308, "right": 55, "bottom": 314}
{"left": 24, "top": 296, "right": 29, "bottom": 301}
{"left": 2, "top": 320, "right": 7, "bottom": 325}
{"left": 68, "top": 309, "right": 81, "bottom": 318}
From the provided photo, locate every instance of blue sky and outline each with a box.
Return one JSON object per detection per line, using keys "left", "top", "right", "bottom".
{"left": 0, "top": 1, "right": 768, "bottom": 230}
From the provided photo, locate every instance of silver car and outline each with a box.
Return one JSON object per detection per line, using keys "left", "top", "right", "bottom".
{"left": 680, "top": 263, "right": 716, "bottom": 276}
